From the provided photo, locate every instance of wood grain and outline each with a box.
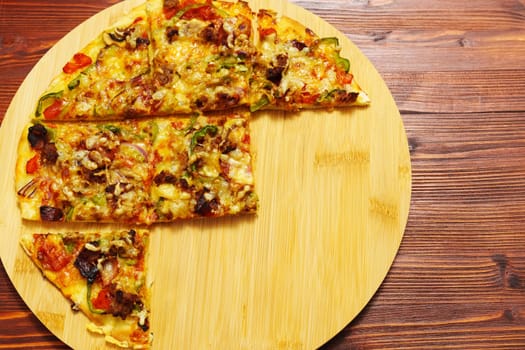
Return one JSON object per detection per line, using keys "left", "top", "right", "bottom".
{"left": 2, "top": 0, "right": 525, "bottom": 349}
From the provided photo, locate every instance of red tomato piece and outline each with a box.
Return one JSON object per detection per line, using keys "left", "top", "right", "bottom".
{"left": 35, "top": 237, "right": 72, "bottom": 272}
{"left": 259, "top": 27, "right": 277, "bottom": 39}
{"left": 337, "top": 70, "right": 354, "bottom": 85}
{"left": 163, "top": 6, "right": 178, "bottom": 20}
{"left": 171, "top": 120, "right": 185, "bottom": 130}
{"left": 92, "top": 288, "right": 113, "bottom": 311}
{"left": 43, "top": 99, "right": 63, "bottom": 120}
{"left": 299, "top": 92, "right": 320, "bottom": 104}
{"left": 26, "top": 154, "right": 40, "bottom": 174}
{"left": 181, "top": 5, "right": 219, "bottom": 21}
{"left": 164, "top": 0, "right": 211, "bottom": 19}
{"left": 242, "top": 133, "right": 250, "bottom": 144}
{"left": 62, "top": 53, "right": 92, "bottom": 74}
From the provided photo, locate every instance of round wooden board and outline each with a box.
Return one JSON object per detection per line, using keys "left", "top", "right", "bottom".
{"left": 0, "top": 0, "right": 411, "bottom": 349}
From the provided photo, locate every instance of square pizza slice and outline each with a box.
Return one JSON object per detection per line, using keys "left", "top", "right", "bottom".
{"left": 147, "top": 0, "right": 257, "bottom": 114}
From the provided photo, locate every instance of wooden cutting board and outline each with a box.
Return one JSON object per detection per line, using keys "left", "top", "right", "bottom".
{"left": 0, "top": 0, "right": 411, "bottom": 349}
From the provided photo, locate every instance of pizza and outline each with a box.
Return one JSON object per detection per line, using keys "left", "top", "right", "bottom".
{"left": 15, "top": 0, "right": 371, "bottom": 348}
{"left": 20, "top": 229, "right": 152, "bottom": 349}
{"left": 31, "top": 0, "right": 368, "bottom": 121}
{"left": 16, "top": 112, "right": 257, "bottom": 224}
{"left": 250, "top": 9, "right": 370, "bottom": 111}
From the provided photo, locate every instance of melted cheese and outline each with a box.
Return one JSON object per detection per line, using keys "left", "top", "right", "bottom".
{"left": 222, "top": 149, "right": 253, "bottom": 185}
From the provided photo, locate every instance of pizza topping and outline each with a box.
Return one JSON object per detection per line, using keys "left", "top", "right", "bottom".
{"left": 318, "top": 36, "right": 339, "bottom": 47}
{"left": 201, "top": 21, "right": 227, "bottom": 45}
{"left": 266, "top": 52, "right": 288, "bottom": 85}
{"left": 63, "top": 53, "right": 93, "bottom": 74}
{"left": 91, "top": 285, "right": 113, "bottom": 311}
{"left": 153, "top": 64, "right": 175, "bottom": 86}
{"left": 86, "top": 283, "right": 109, "bottom": 314}
{"left": 35, "top": 235, "right": 72, "bottom": 272}
{"left": 268, "top": 53, "right": 289, "bottom": 81}
{"left": 195, "top": 189, "right": 218, "bottom": 216}
{"left": 335, "top": 55, "right": 350, "bottom": 73}
{"left": 166, "top": 26, "right": 179, "bottom": 42}
{"left": 67, "top": 75, "right": 82, "bottom": 90}
{"left": 17, "top": 178, "right": 40, "bottom": 198}
{"left": 121, "top": 142, "right": 148, "bottom": 161}
{"left": 153, "top": 170, "right": 178, "bottom": 185}
{"left": 190, "top": 124, "right": 218, "bottom": 153}
{"left": 105, "top": 182, "right": 128, "bottom": 197}
{"left": 103, "top": 27, "right": 129, "bottom": 45}
{"left": 136, "top": 36, "right": 151, "bottom": 47}
{"left": 317, "top": 37, "right": 350, "bottom": 72}
{"left": 164, "top": 0, "right": 180, "bottom": 8}
{"left": 266, "top": 66, "right": 283, "bottom": 85}
{"left": 111, "top": 287, "right": 142, "bottom": 320}
{"left": 163, "top": 0, "right": 202, "bottom": 19}
{"left": 290, "top": 39, "right": 307, "bottom": 51}
{"left": 249, "top": 95, "right": 270, "bottom": 112}
{"left": 99, "top": 257, "right": 119, "bottom": 285}
{"left": 43, "top": 99, "right": 65, "bottom": 120}
{"left": 319, "top": 88, "right": 358, "bottom": 104}
{"left": 100, "top": 124, "right": 122, "bottom": 135}
{"left": 298, "top": 91, "right": 320, "bottom": 105}
{"left": 35, "top": 91, "right": 63, "bottom": 117}
{"left": 179, "top": 4, "right": 221, "bottom": 21}
{"left": 41, "top": 143, "right": 59, "bottom": 164}
{"left": 40, "top": 205, "right": 64, "bottom": 222}
{"left": 74, "top": 244, "right": 102, "bottom": 283}
{"left": 138, "top": 310, "right": 150, "bottom": 331}
{"left": 26, "top": 155, "right": 40, "bottom": 174}
{"left": 215, "top": 91, "right": 241, "bottom": 109}
{"left": 259, "top": 27, "right": 276, "bottom": 39}
{"left": 28, "top": 123, "right": 49, "bottom": 149}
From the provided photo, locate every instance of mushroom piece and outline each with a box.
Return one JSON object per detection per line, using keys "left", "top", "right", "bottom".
{"left": 103, "top": 27, "right": 129, "bottom": 46}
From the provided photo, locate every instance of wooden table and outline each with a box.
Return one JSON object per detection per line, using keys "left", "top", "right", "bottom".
{"left": 1, "top": 0, "right": 524, "bottom": 349}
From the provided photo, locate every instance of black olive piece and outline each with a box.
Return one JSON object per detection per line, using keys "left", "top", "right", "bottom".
{"left": 28, "top": 124, "right": 48, "bottom": 149}
{"left": 39, "top": 206, "right": 64, "bottom": 221}
{"left": 195, "top": 191, "right": 219, "bottom": 216}
{"left": 266, "top": 66, "right": 285, "bottom": 85}
{"left": 74, "top": 246, "right": 102, "bottom": 284}
{"left": 153, "top": 170, "right": 177, "bottom": 185}
{"left": 290, "top": 39, "right": 307, "bottom": 51}
{"left": 136, "top": 37, "right": 150, "bottom": 47}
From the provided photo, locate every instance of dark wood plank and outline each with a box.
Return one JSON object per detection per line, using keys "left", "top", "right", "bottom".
{"left": 292, "top": 0, "right": 525, "bottom": 31}
{"left": 2, "top": 0, "right": 525, "bottom": 349}
{"left": 0, "top": 263, "right": 71, "bottom": 349}
{"left": 0, "top": 0, "right": 115, "bottom": 122}
{"left": 319, "top": 111, "right": 525, "bottom": 349}
{"left": 384, "top": 70, "right": 525, "bottom": 113}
